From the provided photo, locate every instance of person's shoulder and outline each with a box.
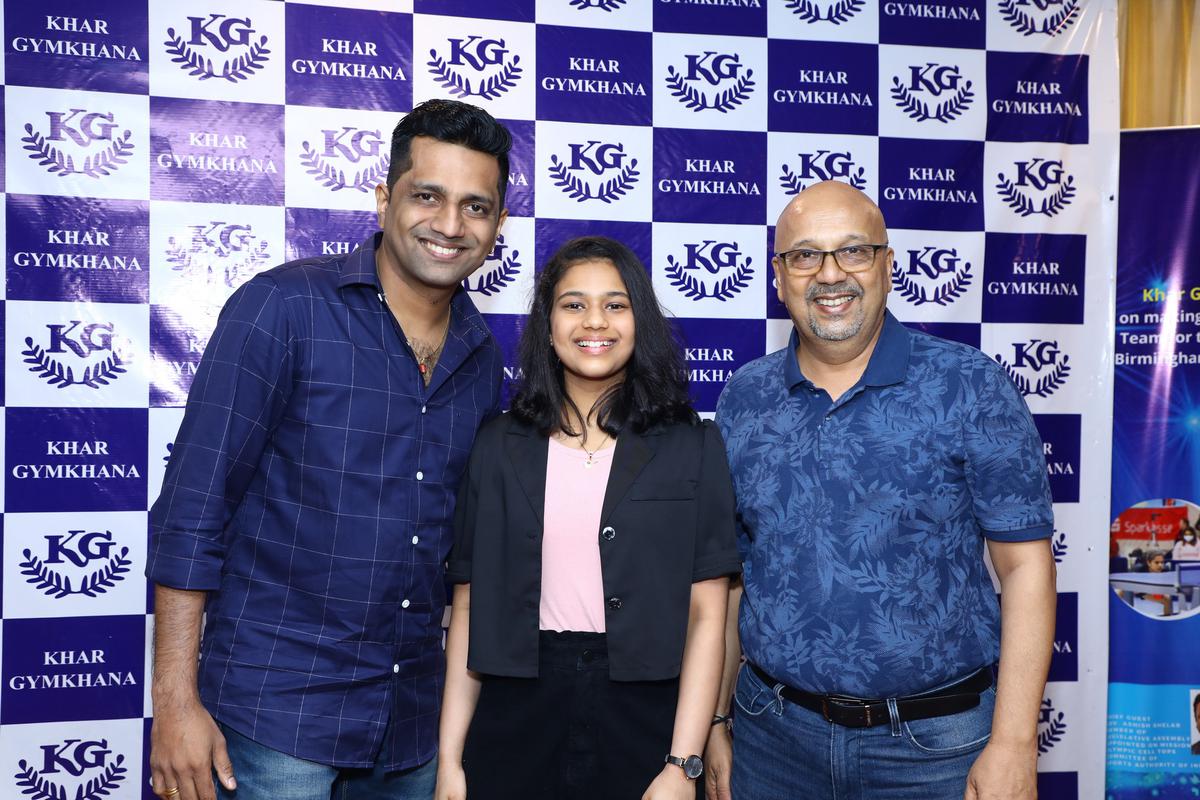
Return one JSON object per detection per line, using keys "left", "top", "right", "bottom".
{"left": 725, "top": 346, "right": 788, "bottom": 394}
{"left": 906, "top": 327, "right": 1002, "bottom": 380}
{"left": 475, "top": 411, "right": 523, "bottom": 446}
{"left": 254, "top": 253, "right": 344, "bottom": 296}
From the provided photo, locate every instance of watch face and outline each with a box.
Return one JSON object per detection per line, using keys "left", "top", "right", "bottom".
{"left": 683, "top": 755, "right": 704, "bottom": 780}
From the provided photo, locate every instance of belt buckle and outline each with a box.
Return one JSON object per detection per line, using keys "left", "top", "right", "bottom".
{"left": 827, "top": 696, "right": 873, "bottom": 727}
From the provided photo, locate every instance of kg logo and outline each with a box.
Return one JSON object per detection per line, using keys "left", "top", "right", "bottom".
{"left": 165, "top": 222, "right": 273, "bottom": 289}
{"left": 783, "top": 0, "right": 865, "bottom": 24}
{"left": 14, "top": 739, "right": 127, "bottom": 800}
{"left": 994, "top": 339, "right": 1071, "bottom": 398}
{"left": 301, "top": 127, "right": 388, "bottom": 193}
{"left": 549, "top": 141, "right": 640, "bottom": 204}
{"left": 21, "top": 108, "right": 134, "bottom": 178}
{"left": 19, "top": 529, "right": 132, "bottom": 599}
{"left": 665, "top": 52, "right": 755, "bottom": 114}
{"left": 779, "top": 151, "right": 866, "bottom": 195}
{"left": 996, "top": 158, "right": 1076, "bottom": 217}
{"left": 570, "top": 0, "right": 627, "bottom": 9}
{"left": 891, "top": 247, "right": 973, "bottom": 306}
{"left": 999, "top": 0, "right": 1081, "bottom": 37}
{"left": 665, "top": 241, "right": 754, "bottom": 302}
{"left": 164, "top": 14, "right": 271, "bottom": 82}
{"left": 22, "top": 321, "right": 132, "bottom": 390}
{"left": 1037, "top": 698, "right": 1067, "bottom": 753}
{"left": 428, "top": 36, "right": 523, "bottom": 101}
{"left": 891, "top": 63, "right": 974, "bottom": 123}
{"left": 464, "top": 235, "right": 521, "bottom": 296}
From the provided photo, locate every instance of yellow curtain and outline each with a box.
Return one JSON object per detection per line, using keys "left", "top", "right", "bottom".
{"left": 1120, "top": 0, "right": 1200, "bottom": 128}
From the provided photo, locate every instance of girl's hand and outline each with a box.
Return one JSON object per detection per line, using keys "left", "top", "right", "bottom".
{"left": 642, "top": 764, "right": 698, "bottom": 800}
{"left": 434, "top": 761, "right": 467, "bottom": 800}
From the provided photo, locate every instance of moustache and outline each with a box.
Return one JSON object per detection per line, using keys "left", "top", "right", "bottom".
{"left": 806, "top": 281, "right": 864, "bottom": 302}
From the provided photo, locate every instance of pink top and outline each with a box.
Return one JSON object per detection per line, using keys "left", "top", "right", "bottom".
{"left": 539, "top": 437, "right": 614, "bottom": 633}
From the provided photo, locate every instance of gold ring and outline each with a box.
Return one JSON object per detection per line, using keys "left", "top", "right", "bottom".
{"left": 163, "top": 789, "right": 180, "bottom": 798}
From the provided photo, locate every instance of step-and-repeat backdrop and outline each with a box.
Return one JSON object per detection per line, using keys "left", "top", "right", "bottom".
{"left": 0, "top": 1, "right": 1115, "bottom": 798}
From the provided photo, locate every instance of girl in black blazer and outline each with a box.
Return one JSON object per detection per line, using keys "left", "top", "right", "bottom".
{"left": 435, "top": 237, "right": 741, "bottom": 800}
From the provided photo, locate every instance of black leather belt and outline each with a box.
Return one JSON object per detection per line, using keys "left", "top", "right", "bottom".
{"left": 747, "top": 663, "right": 993, "bottom": 728}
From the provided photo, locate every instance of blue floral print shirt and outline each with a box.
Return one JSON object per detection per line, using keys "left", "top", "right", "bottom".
{"left": 716, "top": 312, "right": 1053, "bottom": 698}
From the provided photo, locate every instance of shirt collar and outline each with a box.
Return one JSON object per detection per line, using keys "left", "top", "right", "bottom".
{"left": 337, "top": 231, "right": 492, "bottom": 343}
{"left": 783, "top": 310, "right": 912, "bottom": 391}
{"left": 337, "top": 232, "right": 385, "bottom": 290}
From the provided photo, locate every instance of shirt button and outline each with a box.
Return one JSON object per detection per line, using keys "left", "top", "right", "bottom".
{"left": 401, "top": 599, "right": 411, "bottom": 609}
{"left": 411, "top": 535, "right": 419, "bottom": 545}
{"left": 600, "top": 526, "right": 616, "bottom": 541}
{"left": 606, "top": 597, "right": 622, "bottom": 610}
{"left": 416, "top": 471, "right": 424, "bottom": 481}
{"left": 392, "top": 664, "right": 400, "bottom": 674}
{"left": 421, "top": 405, "right": 427, "bottom": 414}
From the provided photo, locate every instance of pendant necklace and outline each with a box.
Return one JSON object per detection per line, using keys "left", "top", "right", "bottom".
{"left": 581, "top": 431, "right": 611, "bottom": 468}
{"left": 378, "top": 290, "right": 448, "bottom": 385}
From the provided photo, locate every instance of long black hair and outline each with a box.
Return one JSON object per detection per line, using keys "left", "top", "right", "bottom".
{"left": 510, "top": 236, "right": 697, "bottom": 437}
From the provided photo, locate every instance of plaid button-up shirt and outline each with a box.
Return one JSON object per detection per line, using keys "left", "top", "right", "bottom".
{"left": 147, "top": 233, "right": 502, "bottom": 769}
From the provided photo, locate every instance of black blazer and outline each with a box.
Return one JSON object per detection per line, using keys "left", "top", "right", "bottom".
{"left": 447, "top": 413, "right": 740, "bottom": 681}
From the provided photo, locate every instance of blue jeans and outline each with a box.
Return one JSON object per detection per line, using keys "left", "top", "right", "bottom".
{"left": 216, "top": 724, "right": 437, "bottom": 800}
{"left": 731, "top": 664, "right": 995, "bottom": 800}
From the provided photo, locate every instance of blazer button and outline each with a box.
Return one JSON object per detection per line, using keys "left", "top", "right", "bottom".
{"left": 600, "top": 526, "right": 615, "bottom": 541}
{"left": 607, "top": 597, "right": 622, "bottom": 610}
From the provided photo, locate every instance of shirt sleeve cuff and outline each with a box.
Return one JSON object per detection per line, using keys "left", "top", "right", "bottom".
{"left": 982, "top": 523, "right": 1054, "bottom": 542}
{"left": 445, "top": 560, "right": 471, "bottom": 584}
{"left": 692, "top": 554, "right": 742, "bottom": 582}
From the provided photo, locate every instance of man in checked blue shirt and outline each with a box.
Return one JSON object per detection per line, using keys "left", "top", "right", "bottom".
{"left": 146, "top": 100, "right": 510, "bottom": 800}
{"left": 706, "top": 181, "right": 1056, "bottom": 800}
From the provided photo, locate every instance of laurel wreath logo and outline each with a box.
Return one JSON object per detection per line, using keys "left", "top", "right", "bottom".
{"left": 1051, "top": 530, "right": 1068, "bottom": 563}
{"left": 300, "top": 142, "right": 388, "bottom": 193}
{"left": 20, "top": 545, "right": 133, "bottom": 599}
{"left": 996, "top": 173, "right": 1076, "bottom": 217}
{"left": 22, "top": 337, "right": 128, "bottom": 390}
{"left": 21, "top": 124, "right": 134, "bottom": 179}
{"left": 890, "top": 261, "right": 973, "bottom": 307}
{"left": 465, "top": 250, "right": 521, "bottom": 296}
{"left": 164, "top": 29, "right": 272, "bottom": 82}
{"left": 999, "top": 0, "right": 1081, "bottom": 36}
{"left": 779, "top": 163, "right": 867, "bottom": 196}
{"left": 427, "top": 51, "right": 523, "bottom": 101}
{"left": 549, "top": 154, "right": 640, "bottom": 204}
{"left": 569, "top": 0, "right": 627, "bottom": 9}
{"left": 890, "top": 76, "right": 974, "bottom": 123}
{"left": 996, "top": 353, "right": 1071, "bottom": 398}
{"left": 15, "top": 754, "right": 126, "bottom": 800}
{"left": 665, "top": 66, "right": 756, "bottom": 113}
{"left": 784, "top": 0, "right": 865, "bottom": 24}
{"left": 665, "top": 255, "right": 753, "bottom": 302}
{"left": 1037, "top": 706, "right": 1067, "bottom": 753}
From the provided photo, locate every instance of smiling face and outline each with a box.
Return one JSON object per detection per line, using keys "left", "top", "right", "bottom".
{"left": 773, "top": 181, "right": 893, "bottom": 358}
{"left": 550, "top": 259, "right": 636, "bottom": 398}
{"left": 374, "top": 136, "right": 507, "bottom": 294}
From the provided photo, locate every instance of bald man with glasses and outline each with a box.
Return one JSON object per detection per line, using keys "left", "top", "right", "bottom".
{"left": 706, "top": 181, "right": 1057, "bottom": 800}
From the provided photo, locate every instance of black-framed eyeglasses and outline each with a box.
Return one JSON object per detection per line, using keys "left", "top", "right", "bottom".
{"left": 774, "top": 243, "right": 889, "bottom": 275}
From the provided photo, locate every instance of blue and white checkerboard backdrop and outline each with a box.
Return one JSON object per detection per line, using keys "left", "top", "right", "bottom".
{"left": 0, "top": 1, "right": 1116, "bottom": 797}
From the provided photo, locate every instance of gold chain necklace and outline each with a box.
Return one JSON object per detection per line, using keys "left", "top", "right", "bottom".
{"left": 579, "top": 431, "right": 611, "bottom": 468}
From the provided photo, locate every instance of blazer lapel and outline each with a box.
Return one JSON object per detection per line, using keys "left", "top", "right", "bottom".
{"left": 505, "top": 421, "right": 549, "bottom": 526}
{"left": 600, "top": 430, "right": 655, "bottom": 525}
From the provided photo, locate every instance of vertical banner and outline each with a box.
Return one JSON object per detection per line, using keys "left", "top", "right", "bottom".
{"left": 0, "top": 2, "right": 1116, "bottom": 799}
{"left": 1108, "top": 127, "right": 1200, "bottom": 799}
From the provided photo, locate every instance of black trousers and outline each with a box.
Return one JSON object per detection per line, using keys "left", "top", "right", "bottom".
{"left": 463, "top": 631, "right": 700, "bottom": 800}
